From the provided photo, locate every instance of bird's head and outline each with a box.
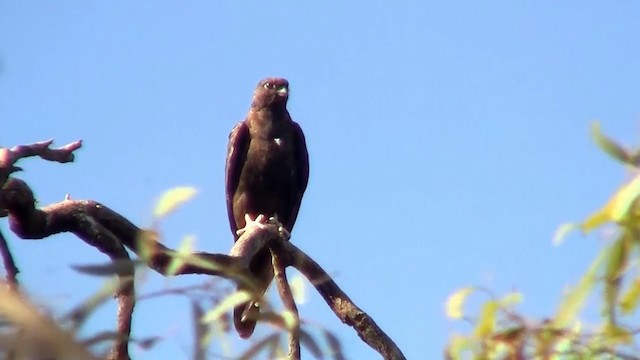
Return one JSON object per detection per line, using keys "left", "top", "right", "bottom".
{"left": 251, "top": 77, "right": 289, "bottom": 109}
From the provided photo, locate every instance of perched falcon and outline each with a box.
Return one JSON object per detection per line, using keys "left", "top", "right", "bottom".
{"left": 225, "top": 77, "right": 309, "bottom": 338}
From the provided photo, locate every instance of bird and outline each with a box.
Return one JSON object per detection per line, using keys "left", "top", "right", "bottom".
{"left": 225, "top": 77, "right": 309, "bottom": 338}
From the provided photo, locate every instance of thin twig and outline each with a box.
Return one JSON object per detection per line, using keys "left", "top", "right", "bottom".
{"left": 0, "top": 229, "right": 19, "bottom": 289}
{"left": 271, "top": 243, "right": 300, "bottom": 359}
{"left": 0, "top": 139, "right": 82, "bottom": 184}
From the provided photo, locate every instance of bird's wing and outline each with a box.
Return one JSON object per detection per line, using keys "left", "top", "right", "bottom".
{"left": 285, "top": 121, "right": 310, "bottom": 231}
{"left": 225, "top": 120, "right": 250, "bottom": 238}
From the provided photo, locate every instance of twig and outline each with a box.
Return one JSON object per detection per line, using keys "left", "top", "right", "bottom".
{"left": 271, "top": 243, "right": 300, "bottom": 359}
{"left": 0, "top": 139, "right": 82, "bottom": 184}
{"left": 0, "top": 229, "right": 19, "bottom": 289}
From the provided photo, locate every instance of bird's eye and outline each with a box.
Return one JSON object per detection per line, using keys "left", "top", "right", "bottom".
{"left": 263, "top": 82, "right": 274, "bottom": 89}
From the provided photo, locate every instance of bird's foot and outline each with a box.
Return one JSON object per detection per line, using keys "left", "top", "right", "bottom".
{"left": 236, "top": 214, "right": 269, "bottom": 237}
{"left": 267, "top": 215, "right": 291, "bottom": 241}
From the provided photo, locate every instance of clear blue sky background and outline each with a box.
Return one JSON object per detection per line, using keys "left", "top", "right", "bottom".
{"left": 2, "top": 1, "right": 640, "bottom": 359}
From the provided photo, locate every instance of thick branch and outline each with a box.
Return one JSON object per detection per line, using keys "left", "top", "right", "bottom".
{"left": 2, "top": 178, "right": 249, "bottom": 277}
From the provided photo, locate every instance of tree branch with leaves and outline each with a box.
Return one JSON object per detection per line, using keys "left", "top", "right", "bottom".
{"left": 445, "top": 123, "right": 640, "bottom": 360}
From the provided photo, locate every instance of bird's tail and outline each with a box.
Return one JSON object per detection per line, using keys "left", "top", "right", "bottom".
{"left": 233, "top": 250, "right": 274, "bottom": 339}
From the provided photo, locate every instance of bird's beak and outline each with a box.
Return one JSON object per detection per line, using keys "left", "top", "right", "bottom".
{"left": 276, "top": 86, "right": 288, "bottom": 97}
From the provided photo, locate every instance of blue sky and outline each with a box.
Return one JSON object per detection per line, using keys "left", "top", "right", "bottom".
{"left": 2, "top": 1, "right": 640, "bottom": 359}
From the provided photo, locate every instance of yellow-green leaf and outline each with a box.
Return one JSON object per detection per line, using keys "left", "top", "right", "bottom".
{"left": 620, "top": 278, "right": 640, "bottom": 315}
{"left": 153, "top": 186, "right": 197, "bottom": 219}
{"left": 474, "top": 301, "right": 499, "bottom": 337}
{"left": 553, "top": 243, "right": 608, "bottom": 327}
{"left": 602, "top": 324, "right": 633, "bottom": 345}
{"left": 582, "top": 207, "right": 611, "bottom": 233}
{"left": 591, "top": 122, "right": 631, "bottom": 165}
{"left": 165, "top": 235, "right": 196, "bottom": 276}
{"left": 611, "top": 175, "right": 640, "bottom": 221}
{"left": 605, "top": 235, "right": 629, "bottom": 281}
{"left": 446, "top": 335, "right": 475, "bottom": 360}
{"left": 202, "top": 290, "right": 252, "bottom": 323}
{"left": 582, "top": 175, "right": 640, "bottom": 232}
{"left": 289, "top": 275, "right": 306, "bottom": 304}
{"left": 445, "top": 287, "right": 475, "bottom": 319}
{"left": 280, "top": 309, "right": 298, "bottom": 331}
{"left": 137, "top": 229, "right": 160, "bottom": 261}
{"left": 553, "top": 223, "right": 579, "bottom": 246}
{"left": 500, "top": 292, "right": 523, "bottom": 307}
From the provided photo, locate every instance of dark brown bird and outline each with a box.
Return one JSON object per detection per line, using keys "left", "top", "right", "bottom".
{"left": 225, "top": 77, "right": 309, "bottom": 338}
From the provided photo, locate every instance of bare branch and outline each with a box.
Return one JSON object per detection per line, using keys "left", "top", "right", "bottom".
{"left": 271, "top": 243, "right": 300, "bottom": 359}
{"left": 2, "top": 178, "right": 249, "bottom": 277}
{"left": 0, "top": 229, "right": 19, "bottom": 289}
{"left": 0, "top": 139, "right": 82, "bottom": 184}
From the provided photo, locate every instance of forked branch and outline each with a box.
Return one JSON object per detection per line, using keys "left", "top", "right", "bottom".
{"left": 0, "top": 139, "right": 406, "bottom": 360}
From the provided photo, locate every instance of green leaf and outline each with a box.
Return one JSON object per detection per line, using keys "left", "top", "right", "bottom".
{"left": 201, "top": 290, "right": 252, "bottom": 323}
{"left": 445, "top": 287, "right": 475, "bottom": 319}
{"left": 553, "top": 243, "right": 609, "bottom": 327}
{"left": 610, "top": 175, "right": 640, "bottom": 222}
{"left": 500, "top": 292, "right": 524, "bottom": 307}
{"left": 591, "top": 122, "right": 631, "bottom": 165}
{"left": 602, "top": 324, "right": 633, "bottom": 346}
{"left": 137, "top": 229, "right": 160, "bottom": 262}
{"left": 582, "top": 174, "right": 640, "bottom": 232}
{"left": 165, "top": 235, "right": 196, "bottom": 276}
{"left": 446, "top": 335, "right": 475, "bottom": 360}
{"left": 289, "top": 275, "right": 306, "bottom": 304}
{"left": 603, "top": 233, "right": 630, "bottom": 324}
{"left": 553, "top": 223, "right": 579, "bottom": 246}
{"left": 582, "top": 207, "right": 612, "bottom": 233}
{"left": 474, "top": 301, "right": 499, "bottom": 337}
{"left": 605, "top": 235, "right": 628, "bottom": 282}
{"left": 620, "top": 278, "right": 640, "bottom": 315}
{"left": 280, "top": 309, "right": 299, "bottom": 331}
{"left": 153, "top": 186, "right": 197, "bottom": 219}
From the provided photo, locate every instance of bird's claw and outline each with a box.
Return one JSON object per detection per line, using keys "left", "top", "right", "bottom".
{"left": 235, "top": 214, "right": 269, "bottom": 237}
{"left": 267, "top": 216, "right": 290, "bottom": 241}
{"left": 235, "top": 214, "right": 290, "bottom": 240}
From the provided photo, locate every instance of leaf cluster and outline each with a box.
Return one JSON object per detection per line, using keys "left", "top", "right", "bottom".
{"left": 445, "top": 123, "right": 640, "bottom": 359}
